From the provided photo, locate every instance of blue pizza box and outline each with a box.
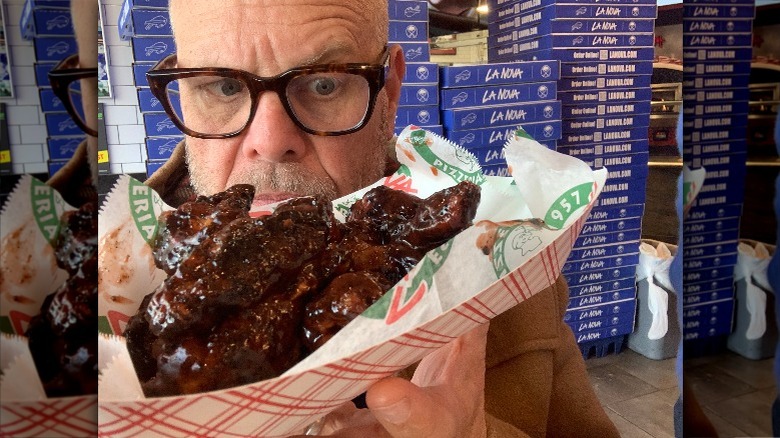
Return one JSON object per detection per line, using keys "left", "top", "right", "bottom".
{"left": 683, "top": 253, "right": 739, "bottom": 272}
{"left": 47, "top": 136, "right": 85, "bottom": 160}
{"left": 587, "top": 202, "right": 645, "bottom": 222}
{"left": 684, "top": 18, "right": 753, "bottom": 33}
{"left": 568, "top": 276, "right": 638, "bottom": 298}
{"left": 602, "top": 162, "right": 649, "bottom": 182}
{"left": 491, "top": 32, "right": 656, "bottom": 52}
{"left": 404, "top": 62, "right": 439, "bottom": 84}
{"left": 449, "top": 120, "right": 562, "bottom": 151}
{"left": 683, "top": 288, "right": 735, "bottom": 307}
{"left": 686, "top": 0, "right": 755, "bottom": 4}
{"left": 682, "top": 4, "right": 755, "bottom": 19}
{"left": 492, "top": 3, "right": 657, "bottom": 23}
{"left": 388, "top": 0, "right": 428, "bottom": 21}
{"left": 47, "top": 159, "right": 69, "bottom": 176}
{"left": 568, "top": 310, "right": 636, "bottom": 335}
{"left": 684, "top": 87, "right": 750, "bottom": 104}
{"left": 562, "top": 252, "right": 641, "bottom": 275}
{"left": 684, "top": 101, "right": 750, "bottom": 118}
{"left": 396, "top": 42, "right": 430, "bottom": 62}
{"left": 683, "top": 323, "right": 732, "bottom": 341}
{"left": 32, "top": 8, "right": 73, "bottom": 36}
{"left": 684, "top": 314, "right": 733, "bottom": 338}
{"left": 440, "top": 81, "right": 556, "bottom": 110}
{"left": 45, "top": 113, "right": 82, "bottom": 137}
{"left": 683, "top": 275, "right": 735, "bottom": 296}
{"left": 488, "top": 5, "right": 656, "bottom": 35}
{"left": 131, "top": 9, "right": 172, "bottom": 36}
{"left": 575, "top": 321, "right": 636, "bottom": 343}
{"left": 685, "top": 125, "right": 748, "bottom": 144}
{"left": 137, "top": 87, "right": 176, "bottom": 113}
{"left": 558, "top": 87, "right": 652, "bottom": 106}
{"left": 684, "top": 299, "right": 735, "bottom": 326}
{"left": 690, "top": 185, "right": 745, "bottom": 208}
{"left": 146, "top": 159, "right": 168, "bottom": 178}
{"left": 685, "top": 203, "right": 743, "bottom": 223}
{"left": 682, "top": 48, "right": 753, "bottom": 62}
{"left": 481, "top": 164, "right": 510, "bottom": 177}
{"left": 396, "top": 106, "right": 440, "bottom": 126}
{"left": 24, "top": 0, "right": 70, "bottom": 7}
{"left": 489, "top": 0, "right": 548, "bottom": 22}
{"left": 562, "top": 113, "right": 651, "bottom": 134}
{"left": 133, "top": 62, "right": 154, "bottom": 87}
{"left": 684, "top": 33, "right": 753, "bottom": 49}
{"left": 34, "top": 37, "right": 78, "bottom": 62}
{"left": 683, "top": 60, "right": 752, "bottom": 76}
{"left": 564, "top": 263, "right": 637, "bottom": 287}
{"left": 568, "top": 286, "right": 637, "bottom": 311}
{"left": 399, "top": 84, "right": 439, "bottom": 106}
{"left": 560, "top": 60, "right": 654, "bottom": 78}
{"left": 565, "top": 298, "right": 636, "bottom": 323}
{"left": 394, "top": 124, "right": 443, "bottom": 136}
{"left": 683, "top": 239, "right": 740, "bottom": 258}
{"left": 492, "top": 46, "right": 655, "bottom": 64}
{"left": 388, "top": 20, "right": 428, "bottom": 43}
{"left": 690, "top": 153, "right": 748, "bottom": 182}
{"left": 442, "top": 101, "right": 560, "bottom": 132}
{"left": 682, "top": 264, "right": 735, "bottom": 284}
{"left": 39, "top": 88, "right": 81, "bottom": 113}
{"left": 34, "top": 62, "right": 57, "bottom": 87}
{"left": 559, "top": 75, "right": 652, "bottom": 93}
{"left": 568, "top": 238, "right": 641, "bottom": 262}
{"left": 595, "top": 151, "right": 649, "bottom": 172}
{"left": 143, "top": 113, "right": 182, "bottom": 136}
{"left": 592, "top": 186, "right": 646, "bottom": 208}
{"left": 683, "top": 216, "right": 741, "bottom": 235}
{"left": 579, "top": 216, "right": 643, "bottom": 237}
{"left": 127, "top": 0, "right": 168, "bottom": 8}
{"left": 683, "top": 74, "right": 751, "bottom": 91}
{"left": 562, "top": 100, "right": 651, "bottom": 119}
{"left": 132, "top": 36, "right": 175, "bottom": 62}
{"left": 440, "top": 60, "right": 560, "bottom": 88}
{"left": 559, "top": 126, "right": 649, "bottom": 146}
{"left": 118, "top": 0, "right": 133, "bottom": 39}
{"left": 686, "top": 140, "right": 748, "bottom": 158}
{"left": 684, "top": 114, "right": 749, "bottom": 133}
{"left": 145, "top": 136, "right": 183, "bottom": 160}
{"left": 491, "top": 19, "right": 655, "bottom": 49}
{"left": 574, "top": 228, "right": 642, "bottom": 250}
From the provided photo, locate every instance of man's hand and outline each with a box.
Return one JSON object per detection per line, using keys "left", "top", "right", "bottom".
{"left": 297, "top": 322, "right": 490, "bottom": 438}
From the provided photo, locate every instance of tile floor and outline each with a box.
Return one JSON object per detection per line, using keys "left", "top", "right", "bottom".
{"left": 584, "top": 348, "right": 776, "bottom": 437}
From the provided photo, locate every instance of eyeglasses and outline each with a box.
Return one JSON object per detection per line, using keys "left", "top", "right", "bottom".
{"left": 146, "top": 48, "right": 391, "bottom": 138}
{"left": 48, "top": 54, "right": 99, "bottom": 137}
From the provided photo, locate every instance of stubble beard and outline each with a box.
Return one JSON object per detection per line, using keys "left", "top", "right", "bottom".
{"left": 186, "top": 106, "right": 390, "bottom": 202}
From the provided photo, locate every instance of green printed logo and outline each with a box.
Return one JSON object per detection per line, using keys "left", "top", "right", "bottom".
{"left": 30, "top": 179, "right": 63, "bottom": 246}
{"left": 683, "top": 181, "right": 695, "bottom": 207}
{"left": 489, "top": 225, "right": 543, "bottom": 278}
{"left": 544, "top": 182, "right": 593, "bottom": 230}
{"left": 364, "top": 240, "right": 453, "bottom": 324}
{"left": 408, "top": 130, "right": 486, "bottom": 186}
{"left": 128, "top": 179, "right": 163, "bottom": 245}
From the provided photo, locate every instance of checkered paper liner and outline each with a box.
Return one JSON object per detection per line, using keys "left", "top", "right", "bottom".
{"left": 0, "top": 393, "right": 97, "bottom": 437}
{"left": 97, "top": 126, "right": 607, "bottom": 437}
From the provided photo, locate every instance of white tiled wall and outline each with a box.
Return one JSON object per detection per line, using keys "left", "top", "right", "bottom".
{"left": 100, "top": 0, "right": 146, "bottom": 174}
{"left": 3, "top": 0, "right": 48, "bottom": 174}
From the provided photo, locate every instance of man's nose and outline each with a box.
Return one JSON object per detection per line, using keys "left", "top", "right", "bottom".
{"left": 239, "top": 91, "right": 307, "bottom": 162}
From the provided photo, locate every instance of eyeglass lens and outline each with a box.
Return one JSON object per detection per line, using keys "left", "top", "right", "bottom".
{"left": 165, "top": 71, "right": 372, "bottom": 136}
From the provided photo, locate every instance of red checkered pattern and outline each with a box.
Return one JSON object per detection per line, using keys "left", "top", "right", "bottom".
{"left": 98, "top": 205, "right": 592, "bottom": 437}
{"left": 0, "top": 395, "right": 97, "bottom": 437}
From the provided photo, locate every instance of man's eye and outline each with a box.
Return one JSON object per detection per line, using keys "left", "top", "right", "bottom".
{"left": 309, "top": 77, "right": 338, "bottom": 96}
{"left": 214, "top": 78, "right": 243, "bottom": 97}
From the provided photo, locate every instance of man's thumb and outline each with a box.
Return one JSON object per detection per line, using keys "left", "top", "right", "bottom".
{"left": 367, "top": 377, "right": 449, "bottom": 438}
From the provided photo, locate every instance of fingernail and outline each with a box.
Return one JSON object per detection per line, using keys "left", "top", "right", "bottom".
{"left": 373, "top": 397, "right": 411, "bottom": 425}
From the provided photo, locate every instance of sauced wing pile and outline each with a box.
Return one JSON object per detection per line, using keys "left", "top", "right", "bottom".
{"left": 25, "top": 202, "right": 98, "bottom": 398}
{"left": 125, "top": 182, "right": 480, "bottom": 397}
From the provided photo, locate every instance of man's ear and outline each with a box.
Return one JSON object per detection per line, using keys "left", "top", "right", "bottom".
{"left": 383, "top": 44, "right": 406, "bottom": 137}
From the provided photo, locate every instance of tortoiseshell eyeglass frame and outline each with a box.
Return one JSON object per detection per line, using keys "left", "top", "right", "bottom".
{"left": 146, "top": 47, "right": 391, "bottom": 138}
{"left": 48, "top": 54, "right": 99, "bottom": 137}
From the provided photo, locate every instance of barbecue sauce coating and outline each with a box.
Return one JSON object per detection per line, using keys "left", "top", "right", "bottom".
{"left": 126, "top": 181, "right": 480, "bottom": 397}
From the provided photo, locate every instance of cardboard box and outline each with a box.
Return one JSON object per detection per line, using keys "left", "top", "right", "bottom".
{"left": 39, "top": 88, "right": 81, "bottom": 113}
{"left": 684, "top": 125, "right": 748, "bottom": 145}
{"left": 448, "top": 120, "right": 562, "bottom": 150}
{"left": 574, "top": 228, "right": 642, "bottom": 249}
{"left": 683, "top": 299, "right": 735, "bottom": 329}
{"left": 565, "top": 298, "right": 636, "bottom": 322}
{"left": 489, "top": 32, "right": 655, "bottom": 51}
{"left": 146, "top": 159, "right": 167, "bottom": 178}
{"left": 560, "top": 60, "right": 654, "bottom": 78}
{"left": 591, "top": 187, "right": 646, "bottom": 207}
{"left": 492, "top": 2, "right": 658, "bottom": 23}
{"left": 562, "top": 100, "right": 651, "bottom": 119}
{"left": 132, "top": 36, "right": 175, "bottom": 62}
{"left": 682, "top": 4, "right": 756, "bottom": 19}
{"left": 562, "top": 113, "right": 651, "bottom": 133}
{"left": 568, "top": 276, "right": 638, "bottom": 298}
{"left": 442, "top": 101, "right": 561, "bottom": 132}
{"left": 394, "top": 124, "right": 443, "bottom": 136}
{"left": 683, "top": 239, "right": 740, "bottom": 257}
{"left": 683, "top": 60, "right": 752, "bottom": 76}
{"left": 684, "top": 18, "right": 753, "bottom": 33}
{"left": 564, "top": 263, "right": 637, "bottom": 287}
{"left": 145, "top": 136, "right": 183, "bottom": 160}
{"left": 388, "top": 0, "right": 428, "bottom": 21}
{"left": 399, "top": 84, "right": 440, "bottom": 106}
{"left": 562, "top": 252, "right": 641, "bottom": 274}
{"left": 31, "top": 8, "right": 73, "bottom": 36}
{"left": 683, "top": 74, "right": 751, "bottom": 91}
{"left": 131, "top": 9, "right": 172, "bottom": 36}
{"left": 127, "top": 0, "right": 169, "bottom": 8}
{"left": 682, "top": 48, "right": 753, "bottom": 62}
{"left": 559, "top": 75, "right": 652, "bottom": 92}
{"left": 683, "top": 101, "right": 750, "bottom": 118}
{"left": 567, "top": 286, "right": 637, "bottom": 310}
{"left": 47, "top": 136, "right": 84, "bottom": 160}
{"left": 440, "top": 81, "right": 556, "bottom": 110}
{"left": 34, "top": 37, "right": 78, "bottom": 62}
{"left": 587, "top": 202, "right": 645, "bottom": 221}
{"left": 682, "top": 253, "right": 739, "bottom": 271}
{"left": 143, "top": 112, "right": 182, "bottom": 137}
{"left": 683, "top": 216, "right": 741, "bottom": 234}
{"left": 579, "top": 216, "right": 643, "bottom": 237}
{"left": 685, "top": 203, "right": 743, "bottom": 223}
{"left": 491, "top": 19, "right": 655, "bottom": 49}
{"left": 559, "top": 127, "right": 649, "bottom": 146}
{"left": 481, "top": 164, "right": 510, "bottom": 177}
{"left": 491, "top": 47, "right": 656, "bottom": 63}
{"left": 403, "top": 62, "right": 439, "bottom": 84}
{"left": 683, "top": 288, "right": 735, "bottom": 307}
{"left": 683, "top": 87, "right": 750, "bottom": 103}
{"left": 440, "top": 60, "right": 560, "bottom": 88}
{"left": 682, "top": 265, "right": 735, "bottom": 283}
{"left": 683, "top": 275, "right": 735, "bottom": 295}
{"left": 574, "top": 321, "right": 636, "bottom": 343}
{"left": 683, "top": 33, "right": 753, "bottom": 48}
{"left": 395, "top": 42, "right": 430, "bottom": 62}
{"left": 395, "top": 106, "right": 441, "bottom": 126}
{"left": 568, "top": 238, "right": 641, "bottom": 262}
{"left": 558, "top": 87, "right": 653, "bottom": 105}
{"left": 685, "top": 139, "right": 748, "bottom": 157}
{"left": 389, "top": 20, "right": 428, "bottom": 43}
{"left": 45, "top": 112, "right": 82, "bottom": 137}
{"left": 34, "top": 62, "right": 56, "bottom": 87}
{"left": 567, "top": 310, "right": 636, "bottom": 334}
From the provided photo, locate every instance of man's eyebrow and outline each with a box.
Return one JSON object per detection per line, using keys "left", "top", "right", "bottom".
{"left": 297, "top": 43, "right": 352, "bottom": 66}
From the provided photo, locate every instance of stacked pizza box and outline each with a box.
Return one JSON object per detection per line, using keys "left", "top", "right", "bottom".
{"left": 438, "top": 60, "right": 562, "bottom": 176}
{"left": 485, "top": 0, "right": 657, "bottom": 355}
{"left": 117, "top": 0, "right": 182, "bottom": 178}
{"left": 389, "top": 0, "right": 444, "bottom": 136}
{"left": 681, "top": 0, "right": 755, "bottom": 346}
{"left": 19, "top": 0, "right": 86, "bottom": 177}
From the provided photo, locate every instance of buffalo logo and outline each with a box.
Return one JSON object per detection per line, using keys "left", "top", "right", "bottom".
{"left": 415, "top": 66, "right": 430, "bottom": 81}
{"left": 46, "top": 15, "right": 70, "bottom": 31}
{"left": 415, "top": 88, "right": 429, "bottom": 103}
{"left": 416, "top": 110, "right": 430, "bottom": 124}
{"left": 405, "top": 24, "right": 419, "bottom": 39}
{"left": 454, "top": 70, "right": 471, "bottom": 83}
{"left": 537, "top": 85, "right": 549, "bottom": 99}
